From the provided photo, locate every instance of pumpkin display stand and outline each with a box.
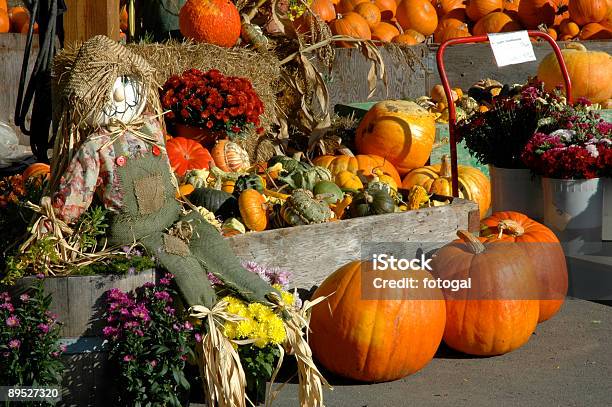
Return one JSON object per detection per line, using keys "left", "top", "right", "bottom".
{"left": 227, "top": 195, "right": 479, "bottom": 289}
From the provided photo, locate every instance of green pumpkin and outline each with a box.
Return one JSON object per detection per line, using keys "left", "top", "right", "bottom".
{"left": 268, "top": 155, "right": 310, "bottom": 174}
{"left": 349, "top": 189, "right": 396, "bottom": 218}
{"left": 189, "top": 188, "right": 239, "bottom": 220}
{"left": 233, "top": 174, "right": 265, "bottom": 196}
{"left": 278, "top": 166, "right": 332, "bottom": 192}
{"left": 313, "top": 180, "right": 344, "bottom": 204}
{"left": 280, "top": 189, "right": 333, "bottom": 226}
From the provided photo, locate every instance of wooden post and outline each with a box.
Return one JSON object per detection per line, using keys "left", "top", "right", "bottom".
{"left": 63, "top": 0, "right": 120, "bottom": 45}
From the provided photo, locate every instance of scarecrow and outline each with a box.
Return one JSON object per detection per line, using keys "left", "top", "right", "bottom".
{"left": 42, "top": 35, "right": 329, "bottom": 406}
{"left": 49, "top": 35, "right": 275, "bottom": 309}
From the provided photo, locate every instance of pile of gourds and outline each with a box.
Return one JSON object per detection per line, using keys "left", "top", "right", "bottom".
{"left": 169, "top": 98, "right": 492, "bottom": 235}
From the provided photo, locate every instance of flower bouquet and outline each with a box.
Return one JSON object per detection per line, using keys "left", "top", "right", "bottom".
{"left": 456, "top": 80, "right": 566, "bottom": 218}
{"left": 521, "top": 101, "right": 612, "bottom": 253}
{"left": 160, "top": 69, "right": 265, "bottom": 148}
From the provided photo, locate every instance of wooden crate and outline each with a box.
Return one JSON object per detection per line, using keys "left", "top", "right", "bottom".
{"left": 227, "top": 197, "right": 479, "bottom": 290}
{"left": 325, "top": 40, "right": 612, "bottom": 107}
{"left": 12, "top": 272, "right": 156, "bottom": 406}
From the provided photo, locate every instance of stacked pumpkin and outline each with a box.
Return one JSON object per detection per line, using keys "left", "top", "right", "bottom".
{"left": 0, "top": 3, "right": 37, "bottom": 34}
{"left": 309, "top": 211, "right": 567, "bottom": 381}
{"left": 305, "top": 0, "right": 612, "bottom": 45}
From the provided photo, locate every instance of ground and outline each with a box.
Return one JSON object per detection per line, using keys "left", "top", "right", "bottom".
{"left": 264, "top": 299, "right": 611, "bottom": 406}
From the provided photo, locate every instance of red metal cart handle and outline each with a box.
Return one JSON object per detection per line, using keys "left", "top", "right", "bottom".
{"left": 436, "top": 31, "right": 573, "bottom": 198}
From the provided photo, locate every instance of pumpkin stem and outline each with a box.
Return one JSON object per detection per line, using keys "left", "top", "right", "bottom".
{"left": 336, "top": 147, "right": 355, "bottom": 157}
{"left": 456, "top": 230, "right": 486, "bottom": 254}
{"left": 565, "top": 42, "right": 587, "bottom": 52}
{"left": 497, "top": 219, "right": 525, "bottom": 238}
{"left": 439, "top": 155, "right": 452, "bottom": 178}
{"left": 363, "top": 191, "right": 374, "bottom": 204}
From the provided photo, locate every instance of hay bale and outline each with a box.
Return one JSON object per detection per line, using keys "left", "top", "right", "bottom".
{"left": 127, "top": 41, "right": 281, "bottom": 133}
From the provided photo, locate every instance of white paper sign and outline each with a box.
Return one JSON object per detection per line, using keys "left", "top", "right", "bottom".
{"left": 487, "top": 31, "right": 536, "bottom": 67}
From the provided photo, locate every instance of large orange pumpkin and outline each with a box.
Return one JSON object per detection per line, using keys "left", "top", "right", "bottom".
{"left": 480, "top": 211, "right": 568, "bottom": 322}
{"left": 568, "top": 0, "right": 608, "bottom": 26}
{"left": 329, "top": 12, "right": 372, "bottom": 47}
{"left": 371, "top": 21, "right": 400, "bottom": 41}
{"left": 431, "top": 230, "right": 540, "bottom": 356}
{"left": 518, "top": 0, "right": 568, "bottom": 28}
{"left": 309, "top": 260, "right": 446, "bottom": 382}
{"left": 401, "top": 155, "right": 491, "bottom": 218}
{"left": 537, "top": 43, "right": 612, "bottom": 104}
{"left": 559, "top": 19, "right": 581, "bottom": 37}
{"left": 433, "top": 17, "right": 471, "bottom": 42}
{"left": 355, "top": 100, "right": 436, "bottom": 175}
{"left": 579, "top": 22, "right": 612, "bottom": 39}
{"left": 473, "top": 12, "right": 522, "bottom": 34}
{"left": 465, "top": 0, "right": 503, "bottom": 21}
{"left": 312, "top": 153, "right": 402, "bottom": 185}
{"left": 354, "top": 2, "right": 382, "bottom": 28}
{"left": 396, "top": 0, "right": 439, "bottom": 36}
{"left": 166, "top": 137, "right": 215, "bottom": 177}
{"left": 179, "top": 0, "right": 241, "bottom": 47}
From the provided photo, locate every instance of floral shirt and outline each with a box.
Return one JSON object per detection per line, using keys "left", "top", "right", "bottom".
{"left": 52, "top": 115, "right": 168, "bottom": 224}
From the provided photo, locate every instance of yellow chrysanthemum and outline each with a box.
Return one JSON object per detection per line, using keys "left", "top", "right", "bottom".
{"left": 266, "top": 317, "right": 286, "bottom": 345}
{"left": 236, "top": 318, "right": 257, "bottom": 338}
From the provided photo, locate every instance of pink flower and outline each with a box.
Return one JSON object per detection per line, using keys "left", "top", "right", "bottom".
{"left": 123, "top": 354, "right": 134, "bottom": 362}
{"left": 37, "top": 323, "right": 50, "bottom": 333}
{"left": 19, "top": 294, "right": 30, "bottom": 302}
{"left": 8, "top": 339, "right": 20, "bottom": 349}
{"left": 6, "top": 316, "right": 19, "bottom": 327}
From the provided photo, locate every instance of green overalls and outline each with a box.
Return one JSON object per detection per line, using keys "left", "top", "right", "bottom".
{"left": 106, "top": 129, "right": 274, "bottom": 308}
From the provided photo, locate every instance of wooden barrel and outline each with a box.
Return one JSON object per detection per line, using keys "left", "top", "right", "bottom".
{"left": 12, "top": 271, "right": 156, "bottom": 406}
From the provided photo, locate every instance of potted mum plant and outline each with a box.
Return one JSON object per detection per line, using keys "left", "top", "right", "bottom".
{"left": 457, "top": 81, "right": 566, "bottom": 220}
{"left": 160, "top": 69, "right": 265, "bottom": 149}
{"left": 522, "top": 101, "right": 612, "bottom": 254}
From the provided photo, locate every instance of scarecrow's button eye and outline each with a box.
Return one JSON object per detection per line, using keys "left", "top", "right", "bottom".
{"left": 116, "top": 156, "right": 127, "bottom": 167}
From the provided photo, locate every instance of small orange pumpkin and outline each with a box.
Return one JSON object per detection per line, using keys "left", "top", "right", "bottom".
{"left": 392, "top": 31, "right": 426, "bottom": 45}
{"left": 329, "top": 12, "right": 372, "bottom": 47}
{"left": 465, "top": 0, "right": 503, "bottom": 22}
{"left": 179, "top": 0, "right": 241, "bottom": 47}
{"left": 166, "top": 137, "right": 215, "bottom": 177}
{"left": 8, "top": 6, "right": 29, "bottom": 32}
{"left": 371, "top": 21, "right": 400, "bottom": 42}
{"left": 559, "top": 19, "right": 580, "bottom": 37}
{"left": 432, "top": 0, "right": 466, "bottom": 17}
{"left": 473, "top": 12, "right": 522, "bottom": 35}
{"left": 22, "top": 163, "right": 50, "bottom": 180}
{"left": 311, "top": 0, "right": 336, "bottom": 22}
{"left": 433, "top": 17, "right": 470, "bottom": 43}
{"left": 354, "top": 2, "right": 382, "bottom": 29}
{"left": 396, "top": 0, "right": 439, "bottom": 36}
{"left": 336, "top": 0, "right": 369, "bottom": 13}
{"left": 211, "top": 140, "right": 250, "bottom": 172}
{"left": 374, "top": 0, "right": 398, "bottom": 19}
{"left": 0, "top": 11, "right": 9, "bottom": 33}
{"left": 238, "top": 189, "right": 268, "bottom": 231}
{"left": 518, "top": 0, "right": 569, "bottom": 29}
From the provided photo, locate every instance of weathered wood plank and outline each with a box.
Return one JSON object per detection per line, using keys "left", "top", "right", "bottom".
{"left": 327, "top": 41, "right": 612, "bottom": 106}
{"left": 427, "top": 40, "right": 612, "bottom": 90}
{"left": 64, "top": 0, "right": 120, "bottom": 45}
{"left": 324, "top": 45, "right": 430, "bottom": 108}
{"left": 227, "top": 198, "right": 478, "bottom": 289}
{"left": 0, "top": 33, "right": 38, "bottom": 145}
